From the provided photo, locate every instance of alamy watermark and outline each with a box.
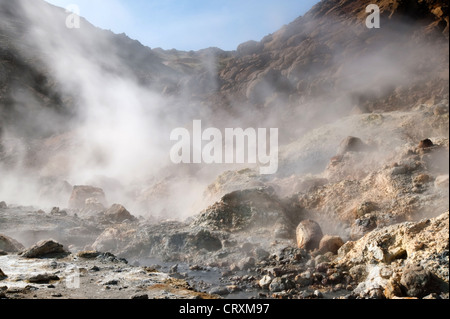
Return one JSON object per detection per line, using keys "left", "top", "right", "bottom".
{"left": 170, "top": 120, "right": 279, "bottom": 175}
{"left": 366, "top": 4, "right": 380, "bottom": 29}
{"left": 65, "top": 4, "right": 81, "bottom": 29}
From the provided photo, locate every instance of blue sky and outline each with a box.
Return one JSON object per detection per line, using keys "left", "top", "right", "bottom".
{"left": 44, "top": 0, "right": 320, "bottom": 51}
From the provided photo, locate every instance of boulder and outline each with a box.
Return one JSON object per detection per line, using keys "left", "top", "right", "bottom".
{"left": 131, "top": 294, "right": 149, "bottom": 300}
{"left": 21, "top": 239, "right": 69, "bottom": 259}
{"left": 105, "top": 204, "right": 136, "bottom": 223}
{"left": 77, "top": 251, "right": 101, "bottom": 259}
{"left": 295, "top": 271, "right": 313, "bottom": 287}
{"left": 68, "top": 185, "right": 107, "bottom": 209}
{"left": 269, "top": 276, "right": 294, "bottom": 293}
{"left": 318, "top": 235, "right": 345, "bottom": 255}
{"left": 269, "top": 277, "right": 286, "bottom": 293}
{"left": 337, "top": 136, "right": 368, "bottom": 155}
{"left": 0, "top": 201, "right": 7, "bottom": 209}
{"left": 0, "top": 268, "right": 7, "bottom": 280}
{"left": 50, "top": 207, "right": 67, "bottom": 216}
{"left": 193, "top": 188, "right": 289, "bottom": 233}
{"left": 354, "top": 201, "right": 378, "bottom": 218}
{"left": 0, "top": 234, "right": 25, "bottom": 253}
{"left": 435, "top": 175, "right": 449, "bottom": 189}
{"left": 400, "top": 263, "right": 432, "bottom": 298}
{"left": 187, "top": 229, "right": 222, "bottom": 252}
{"left": 384, "top": 279, "right": 403, "bottom": 299}
{"left": 27, "top": 273, "right": 60, "bottom": 284}
{"left": 296, "top": 220, "right": 323, "bottom": 251}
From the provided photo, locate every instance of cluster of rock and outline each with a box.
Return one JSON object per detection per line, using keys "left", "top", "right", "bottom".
{"left": 200, "top": 212, "right": 449, "bottom": 299}
{"left": 66, "top": 181, "right": 448, "bottom": 299}
{"left": 0, "top": 237, "right": 213, "bottom": 299}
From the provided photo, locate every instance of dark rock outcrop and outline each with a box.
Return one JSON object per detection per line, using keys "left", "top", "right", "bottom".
{"left": 21, "top": 239, "right": 69, "bottom": 259}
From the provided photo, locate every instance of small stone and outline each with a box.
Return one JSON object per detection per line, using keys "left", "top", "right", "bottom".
{"left": 315, "top": 254, "right": 330, "bottom": 265}
{"left": 229, "top": 264, "right": 240, "bottom": 272}
{"left": 104, "top": 279, "right": 119, "bottom": 286}
{"left": 209, "top": 286, "right": 230, "bottom": 296}
{"left": 418, "top": 139, "right": 434, "bottom": 149}
{"left": 227, "top": 285, "right": 241, "bottom": 293}
{"left": 316, "top": 262, "right": 331, "bottom": 273}
{"left": 105, "top": 204, "right": 137, "bottom": 223}
{"left": 355, "top": 201, "right": 378, "bottom": 217}
{"left": 384, "top": 279, "right": 403, "bottom": 299}
{"left": 305, "top": 259, "right": 315, "bottom": 269}
{"left": 333, "top": 283, "right": 344, "bottom": 291}
{"left": 350, "top": 216, "right": 377, "bottom": 240}
{"left": 423, "top": 293, "right": 439, "bottom": 299}
{"left": 413, "top": 174, "right": 432, "bottom": 185}
{"left": 328, "top": 271, "right": 343, "bottom": 284}
{"left": 368, "top": 288, "right": 384, "bottom": 299}
{"left": 131, "top": 294, "right": 149, "bottom": 299}
{"left": 170, "top": 264, "right": 178, "bottom": 274}
{"left": 189, "top": 265, "right": 204, "bottom": 271}
{"left": 314, "top": 290, "right": 323, "bottom": 298}
{"left": 259, "top": 275, "right": 273, "bottom": 289}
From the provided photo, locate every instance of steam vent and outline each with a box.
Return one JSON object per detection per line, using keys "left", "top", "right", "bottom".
{"left": 0, "top": 0, "right": 448, "bottom": 303}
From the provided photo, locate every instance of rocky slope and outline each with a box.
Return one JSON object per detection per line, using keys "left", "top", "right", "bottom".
{"left": 214, "top": 0, "right": 449, "bottom": 135}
